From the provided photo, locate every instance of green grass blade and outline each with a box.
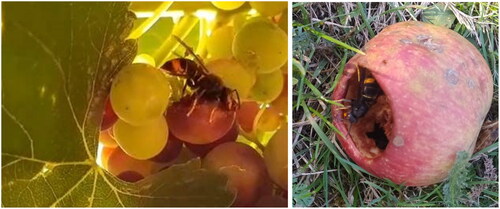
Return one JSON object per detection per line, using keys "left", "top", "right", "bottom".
{"left": 356, "top": 2, "right": 376, "bottom": 38}
{"left": 296, "top": 24, "right": 366, "bottom": 55}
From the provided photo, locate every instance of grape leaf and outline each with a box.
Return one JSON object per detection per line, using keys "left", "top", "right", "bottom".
{"left": 2, "top": 2, "right": 234, "bottom": 207}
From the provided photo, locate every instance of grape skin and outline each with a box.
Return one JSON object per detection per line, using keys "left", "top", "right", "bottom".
{"left": 106, "top": 147, "right": 153, "bottom": 179}
{"left": 249, "top": 2, "right": 287, "bottom": 17}
{"left": 205, "top": 58, "right": 256, "bottom": 99}
{"left": 263, "top": 123, "right": 288, "bottom": 190}
{"left": 236, "top": 101, "right": 260, "bottom": 133}
{"left": 233, "top": 17, "right": 287, "bottom": 74}
{"left": 110, "top": 63, "right": 171, "bottom": 126}
{"left": 150, "top": 132, "right": 183, "bottom": 163}
{"left": 167, "top": 96, "right": 236, "bottom": 145}
{"left": 99, "top": 129, "right": 118, "bottom": 148}
{"left": 249, "top": 70, "right": 284, "bottom": 103}
{"left": 101, "top": 97, "right": 118, "bottom": 130}
{"left": 203, "top": 142, "right": 268, "bottom": 206}
{"left": 185, "top": 123, "right": 238, "bottom": 157}
{"left": 211, "top": 1, "right": 245, "bottom": 10}
{"left": 113, "top": 117, "right": 168, "bottom": 160}
{"left": 207, "top": 26, "right": 235, "bottom": 60}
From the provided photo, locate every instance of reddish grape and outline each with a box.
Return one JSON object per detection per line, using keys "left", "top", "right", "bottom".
{"left": 237, "top": 101, "right": 260, "bottom": 133}
{"left": 99, "top": 129, "right": 118, "bottom": 148}
{"left": 185, "top": 123, "right": 238, "bottom": 157}
{"left": 203, "top": 142, "right": 268, "bottom": 206}
{"left": 150, "top": 132, "right": 184, "bottom": 163}
{"left": 167, "top": 96, "right": 236, "bottom": 145}
{"left": 101, "top": 97, "right": 118, "bottom": 130}
{"left": 150, "top": 146, "right": 198, "bottom": 173}
{"left": 107, "top": 147, "right": 153, "bottom": 179}
{"left": 116, "top": 171, "right": 144, "bottom": 183}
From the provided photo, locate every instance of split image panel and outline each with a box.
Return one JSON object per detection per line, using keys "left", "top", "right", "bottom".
{"left": 1, "top": 1, "right": 499, "bottom": 208}
{"left": 291, "top": 2, "right": 498, "bottom": 207}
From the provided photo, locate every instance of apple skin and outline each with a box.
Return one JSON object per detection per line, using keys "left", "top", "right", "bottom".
{"left": 331, "top": 21, "right": 493, "bottom": 186}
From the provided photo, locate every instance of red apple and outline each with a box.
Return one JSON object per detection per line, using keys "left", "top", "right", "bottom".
{"left": 331, "top": 21, "right": 493, "bottom": 186}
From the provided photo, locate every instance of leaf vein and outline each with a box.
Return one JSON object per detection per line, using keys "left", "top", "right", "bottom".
{"left": 2, "top": 105, "right": 35, "bottom": 158}
{"left": 2, "top": 153, "right": 91, "bottom": 166}
{"left": 42, "top": 175, "right": 58, "bottom": 203}
{"left": 11, "top": 20, "right": 92, "bottom": 160}
{"left": 88, "top": 170, "right": 98, "bottom": 207}
{"left": 2, "top": 159, "right": 22, "bottom": 169}
{"left": 98, "top": 169, "right": 125, "bottom": 207}
{"left": 49, "top": 168, "right": 93, "bottom": 207}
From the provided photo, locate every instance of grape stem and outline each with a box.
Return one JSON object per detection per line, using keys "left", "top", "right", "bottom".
{"left": 127, "top": 2, "right": 173, "bottom": 39}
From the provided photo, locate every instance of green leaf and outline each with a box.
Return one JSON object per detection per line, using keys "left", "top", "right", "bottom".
{"left": 422, "top": 3, "right": 456, "bottom": 29}
{"left": 2, "top": 2, "right": 233, "bottom": 207}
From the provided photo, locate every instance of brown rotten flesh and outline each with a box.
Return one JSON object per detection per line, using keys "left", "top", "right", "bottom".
{"left": 331, "top": 21, "right": 493, "bottom": 186}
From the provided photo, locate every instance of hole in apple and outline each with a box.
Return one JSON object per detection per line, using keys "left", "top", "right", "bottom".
{"left": 366, "top": 123, "right": 389, "bottom": 149}
{"left": 342, "top": 66, "right": 393, "bottom": 158}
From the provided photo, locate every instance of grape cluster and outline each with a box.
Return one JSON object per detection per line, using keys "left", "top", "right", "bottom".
{"left": 98, "top": 1, "right": 288, "bottom": 206}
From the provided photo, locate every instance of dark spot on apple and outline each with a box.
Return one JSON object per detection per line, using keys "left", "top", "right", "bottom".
{"left": 444, "top": 69, "right": 459, "bottom": 85}
{"left": 416, "top": 34, "right": 431, "bottom": 42}
{"left": 366, "top": 123, "right": 389, "bottom": 149}
{"left": 382, "top": 60, "right": 388, "bottom": 65}
{"left": 467, "top": 79, "right": 476, "bottom": 89}
{"left": 416, "top": 34, "right": 443, "bottom": 53}
{"left": 400, "top": 39, "right": 412, "bottom": 44}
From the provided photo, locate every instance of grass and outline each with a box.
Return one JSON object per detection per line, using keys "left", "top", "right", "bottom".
{"left": 292, "top": 2, "right": 498, "bottom": 207}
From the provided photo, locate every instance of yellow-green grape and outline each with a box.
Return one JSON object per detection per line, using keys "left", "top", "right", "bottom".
{"left": 110, "top": 63, "right": 170, "bottom": 125}
{"left": 207, "top": 26, "right": 234, "bottom": 60}
{"left": 280, "top": 61, "right": 288, "bottom": 74}
{"left": 233, "top": 17, "right": 287, "bottom": 74}
{"left": 263, "top": 122, "right": 287, "bottom": 190}
{"left": 249, "top": 70, "right": 283, "bottom": 103}
{"left": 113, "top": 118, "right": 168, "bottom": 160}
{"left": 249, "top": 1, "right": 287, "bottom": 17}
{"left": 232, "top": 12, "right": 249, "bottom": 33}
{"left": 278, "top": 10, "right": 287, "bottom": 33}
{"left": 133, "top": 53, "right": 156, "bottom": 66}
{"left": 256, "top": 107, "right": 282, "bottom": 132}
{"left": 206, "top": 59, "right": 256, "bottom": 99}
{"left": 211, "top": 1, "right": 245, "bottom": 10}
